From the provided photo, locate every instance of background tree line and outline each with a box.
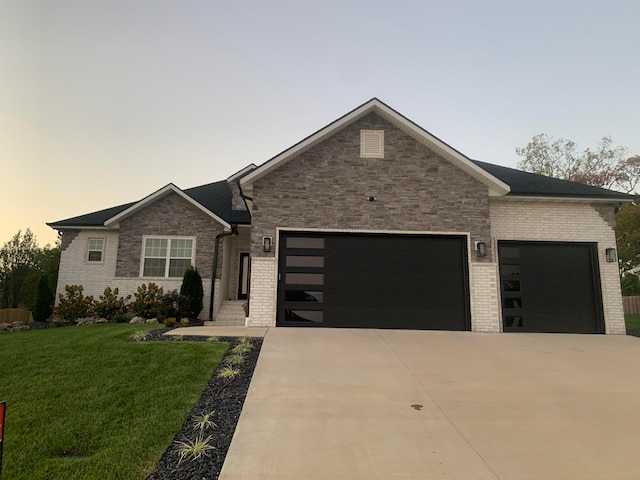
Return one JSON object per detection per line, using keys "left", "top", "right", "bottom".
{"left": 516, "top": 134, "right": 640, "bottom": 295}
{"left": 0, "top": 229, "right": 60, "bottom": 315}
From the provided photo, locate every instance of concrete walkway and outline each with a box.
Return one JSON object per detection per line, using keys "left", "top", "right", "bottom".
{"left": 163, "top": 326, "right": 267, "bottom": 338}
{"left": 220, "top": 328, "right": 640, "bottom": 479}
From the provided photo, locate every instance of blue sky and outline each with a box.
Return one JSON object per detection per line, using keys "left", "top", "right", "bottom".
{"left": 1, "top": 0, "right": 638, "bottom": 246}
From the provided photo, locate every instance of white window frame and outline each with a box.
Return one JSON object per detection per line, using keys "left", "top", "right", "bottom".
{"left": 139, "top": 235, "right": 196, "bottom": 278}
{"left": 86, "top": 238, "right": 105, "bottom": 263}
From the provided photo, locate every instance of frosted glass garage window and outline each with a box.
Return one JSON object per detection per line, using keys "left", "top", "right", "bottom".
{"left": 143, "top": 237, "right": 194, "bottom": 278}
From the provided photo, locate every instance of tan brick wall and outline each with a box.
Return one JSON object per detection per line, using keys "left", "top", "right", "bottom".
{"left": 490, "top": 200, "right": 625, "bottom": 334}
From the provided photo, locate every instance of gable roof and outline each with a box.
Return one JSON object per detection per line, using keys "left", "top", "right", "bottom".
{"left": 48, "top": 180, "right": 251, "bottom": 229}
{"left": 239, "top": 98, "right": 512, "bottom": 196}
{"left": 472, "top": 160, "right": 633, "bottom": 201}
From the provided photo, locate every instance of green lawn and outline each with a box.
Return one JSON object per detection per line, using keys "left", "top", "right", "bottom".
{"left": 625, "top": 314, "right": 640, "bottom": 330}
{"left": 0, "top": 324, "right": 229, "bottom": 479}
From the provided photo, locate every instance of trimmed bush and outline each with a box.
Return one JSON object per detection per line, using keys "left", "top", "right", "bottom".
{"left": 32, "top": 274, "right": 54, "bottom": 322}
{"left": 180, "top": 267, "right": 203, "bottom": 319}
{"left": 129, "top": 283, "right": 163, "bottom": 319}
{"left": 93, "top": 287, "right": 130, "bottom": 321}
{"left": 54, "top": 285, "right": 93, "bottom": 321}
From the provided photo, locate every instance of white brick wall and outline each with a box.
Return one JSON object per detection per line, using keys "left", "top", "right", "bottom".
{"left": 246, "top": 257, "right": 277, "bottom": 327}
{"left": 490, "top": 200, "right": 625, "bottom": 334}
{"left": 56, "top": 230, "right": 213, "bottom": 320}
{"left": 469, "top": 263, "right": 501, "bottom": 332}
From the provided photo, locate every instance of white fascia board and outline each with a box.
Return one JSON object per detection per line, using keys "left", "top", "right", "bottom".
{"left": 104, "top": 183, "right": 231, "bottom": 229}
{"left": 49, "top": 225, "right": 113, "bottom": 230}
{"left": 490, "top": 195, "right": 632, "bottom": 204}
{"left": 227, "top": 164, "right": 257, "bottom": 182}
{"left": 240, "top": 98, "right": 511, "bottom": 196}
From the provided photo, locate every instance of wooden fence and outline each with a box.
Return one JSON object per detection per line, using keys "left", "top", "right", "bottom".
{"left": 623, "top": 296, "right": 640, "bottom": 315}
{"left": 0, "top": 308, "right": 33, "bottom": 324}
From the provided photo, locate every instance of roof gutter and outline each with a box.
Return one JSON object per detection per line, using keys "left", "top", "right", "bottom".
{"left": 209, "top": 224, "right": 239, "bottom": 321}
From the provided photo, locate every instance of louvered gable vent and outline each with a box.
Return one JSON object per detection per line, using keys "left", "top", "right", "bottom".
{"left": 360, "top": 130, "right": 384, "bottom": 158}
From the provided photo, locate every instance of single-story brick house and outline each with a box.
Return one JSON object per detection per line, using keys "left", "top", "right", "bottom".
{"left": 49, "top": 98, "right": 633, "bottom": 333}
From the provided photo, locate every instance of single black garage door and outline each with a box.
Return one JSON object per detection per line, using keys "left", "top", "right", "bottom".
{"left": 498, "top": 241, "right": 604, "bottom": 333}
{"left": 277, "top": 232, "right": 470, "bottom": 330}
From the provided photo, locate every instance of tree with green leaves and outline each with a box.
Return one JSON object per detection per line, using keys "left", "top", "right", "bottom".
{"left": 32, "top": 274, "right": 55, "bottom": 321}
{"left": 180, "top": 266, "right": 203, "bottom": 319}
{"left": 0, "top": 229, "right": 61, "bottom": 309}
{"left": 516, "top": 134, "right": 640, "bottom": 193}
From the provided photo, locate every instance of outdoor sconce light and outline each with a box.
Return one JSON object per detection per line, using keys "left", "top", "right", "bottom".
{"left": 262, "top": 236, "right": 272, "bottom": 253}
{"left": 476, "top": 241, "right": 487, "bottom": 258}
{"left": 606, "top": 248, "right": 617, "bottom": 262}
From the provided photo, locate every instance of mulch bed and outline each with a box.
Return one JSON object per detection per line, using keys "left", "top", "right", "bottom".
{"left": 144, "top": 328, "right": 262, "bottom": 480}
{"left": 626, "top": 329, "right": 640, "bottom": 338}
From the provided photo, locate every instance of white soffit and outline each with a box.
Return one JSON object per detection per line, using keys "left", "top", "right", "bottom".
{"left": 104, "top": 183, "right": 231, "bottom": 228}
{"left": 240, "top": 98, "right": 511, "bottom": 196}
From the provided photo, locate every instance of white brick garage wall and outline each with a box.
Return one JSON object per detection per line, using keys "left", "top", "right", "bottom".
{"left": 490, "top": 200, "right": 625, "bottom": 334}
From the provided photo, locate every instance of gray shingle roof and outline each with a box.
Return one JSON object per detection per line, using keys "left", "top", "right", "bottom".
{"left": 49, "top": 159, "right": 633, "bottom": 230}
{"left": 472, "top": 160, "right": 634, "bottom": 200}
{"left": 48, "top": 180, "right": 250, "bottom": 228}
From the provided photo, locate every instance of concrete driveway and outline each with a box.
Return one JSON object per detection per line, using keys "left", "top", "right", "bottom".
{"left": 220, "top": 329, "right": 640, "bottom": 479}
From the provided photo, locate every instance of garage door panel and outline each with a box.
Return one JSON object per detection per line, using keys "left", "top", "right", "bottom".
{"left": 278, "top": 232, "right": 470, "bottom": 330}
{"left": 499, "top": 241, "right": 603, "bottom": 334}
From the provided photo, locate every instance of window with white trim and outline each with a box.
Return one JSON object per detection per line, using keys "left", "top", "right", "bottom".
{"left": 142, "top": 237, "right": 195, "bottom": 278}
{"left": 87, "top": 238, "right": 104, "bottom": 262}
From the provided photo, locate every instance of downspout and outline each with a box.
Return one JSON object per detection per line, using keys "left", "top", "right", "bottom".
{"left": 209, "top": 224, "right": 239, "bottom": 321}
{"left": 236, "top": 179, "right": 253, "bottom": 219}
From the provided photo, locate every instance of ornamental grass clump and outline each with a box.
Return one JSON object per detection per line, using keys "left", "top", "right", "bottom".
{"left": 192, "top": 411, "right": 217, "bottom": 433}
{"left": 175, "top": 435, "right": 215, "bottom": 464}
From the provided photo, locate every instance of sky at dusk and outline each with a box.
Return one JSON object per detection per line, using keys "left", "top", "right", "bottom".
{"left": 1, "top": 0, "right": 639, "bottom": 247}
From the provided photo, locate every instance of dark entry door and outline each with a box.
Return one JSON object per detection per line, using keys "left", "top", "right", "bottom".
{"left": 499, "top": 241, "right": 604, "bottom": 333}
{"left": 237, "top": 253, "right": 250, "bottom": 300}
{"left": 277, "top": 232, "right": 470, "bottom": 330}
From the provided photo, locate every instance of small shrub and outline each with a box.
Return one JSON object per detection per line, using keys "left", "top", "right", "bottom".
{"left": 226, "top": 354, "right": 245, "bottom": 366}
{"left": 54, "top": 285, "right": 93, "bottom": 321}
{"left": 32, "top": 274, "right": 54, "bottom": 322}
{"left": 217, "top": 364, "right": 240, "bottom": 380}
{"left": 231, "top": 342, "right": 253, "bottom": 355}
{"left": 129, "top": 283, "right": 163, "bottom": 318}
{"left": 173, "top": 335, "right": 184, "bottom": 342}
{"left": 192, "top": 412, "right": 217, "bottom": 432}
{"left": 164, "top": 317, "right": 177, "bottom": 328}
{"left": 92, "top": 287, "right": 131, "bottom": 321}
{"left": 180, "top": 267, "right": 203, "bottom": 319}
{"left": 206, "top": 336, "right": 219, "bottom": 343}
{"left": 110, "top": 313, "right": 129, "bottom": 324}
{"left": 180, "top": 317, "right": 190, "bottom": 327}
{"left": 130, "top": 330, "right": 147, "bottom": 342}
{"left": 175, "top": 435, "right": 215, "bottom": 464}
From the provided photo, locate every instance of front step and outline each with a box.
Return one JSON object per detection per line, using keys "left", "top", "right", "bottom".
{"left": 213, "top": 300, "right": 246, "bottom": 326}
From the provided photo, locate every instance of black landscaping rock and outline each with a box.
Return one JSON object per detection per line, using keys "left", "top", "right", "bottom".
{"left": 146, "top": 330, "right": 262, "bottom": 480}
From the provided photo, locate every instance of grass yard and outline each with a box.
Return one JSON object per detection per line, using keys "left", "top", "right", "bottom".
{"left": 625, "top": 314, "right": 640, "bottom": 330}
{"left": 0, "top": 324, "right": 229, "bottom": 479}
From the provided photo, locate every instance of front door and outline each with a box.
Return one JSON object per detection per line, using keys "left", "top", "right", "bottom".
{"left": 238, "top": 252, "right": 250, "bottom": 300}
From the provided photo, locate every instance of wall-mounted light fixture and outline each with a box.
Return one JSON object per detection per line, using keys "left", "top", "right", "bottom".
{"left": 262, "top": 236, "right": 272, "bottom": 253}
{"left": 605, "top": 248, "right": 617, "bottom": 262}
{"left": 476, "top": 241, "right": 487, "bottom": 258}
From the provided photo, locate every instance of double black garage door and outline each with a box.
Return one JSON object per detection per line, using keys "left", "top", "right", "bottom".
{"left": 277, "top": 232, "right": 471, "bottom": 330}
{"left": 276, "top": 232, "right": 604, "bottom": 333}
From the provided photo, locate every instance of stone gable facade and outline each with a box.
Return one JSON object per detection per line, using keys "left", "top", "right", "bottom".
{"left": 115, "top": 192, "right": 223, "bottom": 278}
{"left": 251, "top": 113, "right": 493, "bottom": 261}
